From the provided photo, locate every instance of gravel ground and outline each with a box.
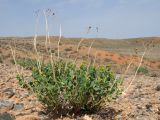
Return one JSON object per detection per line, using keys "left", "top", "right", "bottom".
{"left": 0, "top": 63, "right": 160, "bottom": 120}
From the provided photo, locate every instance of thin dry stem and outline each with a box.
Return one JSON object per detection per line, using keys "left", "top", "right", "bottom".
{"left": 74, "top": 27, "right": 92, "bottom": 63}
{"left": 77, "top": 38, "right": 84, "bottom": 52}
{"left": 110, "top": 76, "right": 118, "bottom": 91}
{"left": 33, "top": 12, "right": 42, "bottom": 73}
{"left": 43, "top": 10, "right": 49, "bottom": 52}
{"left": 86, "top": 40, "right": 95, "bottom": 72}
{"left": 93, "top": 51, "right": 97, "bottom": 66}
{"left": 33, "top": 16, "right": 39, "bottom": 53}
{"left": 87, "top": 40, "right": 95, "bottom": 60}
{"left": 10, "top": 46, "right": 20, "bottom": 75}
{"left": 50, "top": 53, "right": 55, "bottom": 79}
{"left": 122, "top": 48, "right": 147, "bottom": 96}
{"left": 57, "top": 24, "right": 62, "bottom": 60}
{"left": 120, "top": 58, "right": 134, "bottom": 80}
{"left": 73, "top": 38, "right": 84, "bottom": 63}
{"left": 120, "top": 40, "right": 155, "bottom": 97}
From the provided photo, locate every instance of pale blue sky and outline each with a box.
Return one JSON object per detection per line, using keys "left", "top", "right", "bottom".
{"left": 0, "top": 0, "right": 160, "bottom": 38}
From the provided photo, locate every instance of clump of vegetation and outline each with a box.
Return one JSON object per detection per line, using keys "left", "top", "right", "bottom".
{"left": 14, "top": 9, "right": 123, "bottom": 116}
{"left": 137, "top": 66, "right": 149, "bottom": 75}
{"left": 13, "top": 58, "right": 37, "bottom": 70}
{"left": 17, "top": 59, "right": 122, "bottom": 114}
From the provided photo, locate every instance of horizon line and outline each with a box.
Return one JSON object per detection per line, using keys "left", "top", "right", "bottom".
{"left": 0, "top": 35, "right": 160, "bottom": 40}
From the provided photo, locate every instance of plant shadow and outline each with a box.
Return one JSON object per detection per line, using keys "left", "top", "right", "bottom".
{"left": 43, "top": 107, "right": 122, "bottom": 120}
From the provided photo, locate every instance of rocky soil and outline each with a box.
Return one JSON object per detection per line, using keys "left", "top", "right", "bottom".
{"left": 0, "top": 63, "right": 160, "bottom": 120}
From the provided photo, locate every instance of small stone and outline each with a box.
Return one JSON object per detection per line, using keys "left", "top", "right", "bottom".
{"left": 146, "top": 104, "right": 152, "bottom": 112}
{"left": 3, "top": 88, "right": 15, "bottom": 98}
{"left": 158, "top": 107, "right": 160, "bottom": 115}
{"left": 155, "top": 85, "right": 160, "bottom": 91}
{"left": 137, "top": 105, "right": 142, "bottom": 109}
{"left": 0, "top": 100, "right": 14, "bottom": 111}
{"left": 13, "top": 103, "right": 24, "bottom": 111}
{"left": 0, "top": 112, "right": 15, "bottom": 120}
{"left": 38, "top": 111, "right": 47, "bottom": 116}
{"left": 146, "top": 104, "right": 152, "bottom": 109}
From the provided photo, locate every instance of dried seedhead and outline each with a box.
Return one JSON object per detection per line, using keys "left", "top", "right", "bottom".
{"left": 45, "top": 8, "right": 55, "bottom": 17}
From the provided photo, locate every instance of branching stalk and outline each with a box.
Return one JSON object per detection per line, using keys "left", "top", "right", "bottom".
{"left": 122, "top": 48, "right": 147, "bottom": 96}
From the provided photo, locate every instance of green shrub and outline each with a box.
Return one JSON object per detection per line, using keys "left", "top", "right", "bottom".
{"left": 137, "top": 66, "right": 149, "bottom": 75}
{"left": 17, "top": 60, "right": 122, "bottom": 114}
{"left": 16, "top": 58, "right": 37, "bottom": 70}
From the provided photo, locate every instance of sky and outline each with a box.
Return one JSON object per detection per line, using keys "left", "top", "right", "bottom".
{"left": 0, "top": 0, "right": 160, "bottom": 39}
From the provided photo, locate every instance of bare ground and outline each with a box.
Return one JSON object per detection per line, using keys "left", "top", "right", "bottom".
{"left": 0, "top": 63, "right": 160, "bottom": 120}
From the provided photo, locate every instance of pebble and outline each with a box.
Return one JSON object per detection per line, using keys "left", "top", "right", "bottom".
{"left": 38, "top": 111, "right": 47, "bottom": 116}
{"left": 0, "top": 112, "right": 15, "bottom": 120}
{"left": 145, "top": 104, "right": 152, "bottom": 112}
{"left": 137, "top": 105, "right": 142, "bottom": 109}
{"left": 2, "top": 88, "right": 15, "bottom": 98}
{"left": 13, "top": 103, "right": 24, "bottom": 111}
{"left": 158, "top": 107, "right": 160, "bottom": 115}
{"left": 155, "top": 85, "right": 160, "bottom": 91}
{"left": 0, "top": 100, "right": 14, "bottom": 111}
